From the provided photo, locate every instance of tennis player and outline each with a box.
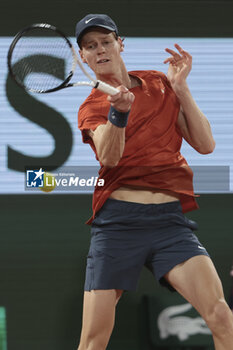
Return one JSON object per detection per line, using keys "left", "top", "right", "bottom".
{"left": 76, "top": 14, "right": 233, "bottom": 350}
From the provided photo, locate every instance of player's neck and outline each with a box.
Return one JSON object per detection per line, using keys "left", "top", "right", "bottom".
{"left": 95, "top": 59, "right": 132, "bottom": 89}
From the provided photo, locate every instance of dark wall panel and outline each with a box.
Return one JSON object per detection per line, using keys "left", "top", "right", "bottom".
{"left": 2, "top": 0, "right": 233, "bottom": 36}
{"left": 0, "top": 194, "right": 232, "bottom": 350}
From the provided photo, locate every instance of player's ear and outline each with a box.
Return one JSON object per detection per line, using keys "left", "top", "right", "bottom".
{"left": 118, "top": 37, "right": 124, "bottom": 52}
{"left": 79, "top": 49, "right": 87, "bottom": 64}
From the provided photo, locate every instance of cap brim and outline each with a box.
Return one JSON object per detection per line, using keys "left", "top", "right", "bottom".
{"left": 77, "top": 24, "right": 117, "bottom": 46}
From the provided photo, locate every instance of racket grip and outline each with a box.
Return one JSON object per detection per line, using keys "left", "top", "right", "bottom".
{"left": 95, "top": 80, "right": 119, "bottom": 95}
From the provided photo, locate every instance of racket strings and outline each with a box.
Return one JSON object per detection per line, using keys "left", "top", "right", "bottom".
{"left": 10, "top": 28, "right": 74, "bottom": 92}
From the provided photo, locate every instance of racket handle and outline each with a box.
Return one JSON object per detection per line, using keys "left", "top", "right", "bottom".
{"left": 95, "top": 80, "right": 119, "bottom": 95}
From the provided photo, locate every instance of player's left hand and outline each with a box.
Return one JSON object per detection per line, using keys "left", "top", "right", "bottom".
{"left": 164, "top": 44, "right": 192, "bottom": 91}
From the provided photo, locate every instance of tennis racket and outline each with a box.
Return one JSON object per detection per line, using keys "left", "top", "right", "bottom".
{"left": 7, "top": 23, "right": 119, "bottom": 95}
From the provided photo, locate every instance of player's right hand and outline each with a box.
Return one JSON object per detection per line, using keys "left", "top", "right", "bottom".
{"left": 107, "top": 85, "right": 135, "bottom": 113}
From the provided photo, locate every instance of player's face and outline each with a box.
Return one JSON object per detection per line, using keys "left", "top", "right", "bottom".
{"left": 79, "top": 29, "right": 124, "bottom": 77}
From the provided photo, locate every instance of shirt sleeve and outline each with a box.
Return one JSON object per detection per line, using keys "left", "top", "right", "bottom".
{"left": 78, "top": 98, "right": 108, "bottom": 145}
{"left": 153, "top": 70, "right": 172, "bottom": 88}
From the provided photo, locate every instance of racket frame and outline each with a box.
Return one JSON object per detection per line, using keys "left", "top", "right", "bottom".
{"left": 7, "top": 23, "right": 119, "bottom": 95}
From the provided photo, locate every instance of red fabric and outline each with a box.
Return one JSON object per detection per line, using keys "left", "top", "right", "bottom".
{"left": 78, "top": 70, "right": 199, "bottom": 224}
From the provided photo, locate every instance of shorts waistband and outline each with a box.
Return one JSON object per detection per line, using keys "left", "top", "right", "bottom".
{"left": 101, "top": 198, "right": 182, "bottom": 215}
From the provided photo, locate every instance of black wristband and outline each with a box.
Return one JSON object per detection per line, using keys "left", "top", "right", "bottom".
{"left": 108, "top": 106, "right": 130, "bottom": 128}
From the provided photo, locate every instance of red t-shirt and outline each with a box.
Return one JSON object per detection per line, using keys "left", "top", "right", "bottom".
{"left": 78, "top": 70, "right": 198, "bottom": 224}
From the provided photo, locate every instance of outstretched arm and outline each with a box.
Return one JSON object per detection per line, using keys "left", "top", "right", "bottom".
{"left": 164, "top": 44, "right": 215, "bottom": 154}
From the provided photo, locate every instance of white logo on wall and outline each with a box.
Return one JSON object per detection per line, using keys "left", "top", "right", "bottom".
{"left": 25, "top": 168, "right": 104, "bottom": 190}
{"left": 157, "top": 303, "right": 211, "bottom": 341}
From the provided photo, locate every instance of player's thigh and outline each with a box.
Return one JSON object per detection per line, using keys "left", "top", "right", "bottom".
{"left": 81, "top": 289, "right": 123, "bottom": 335}
{"left": 164, "top": 255, "right": 224, "bottom": 317}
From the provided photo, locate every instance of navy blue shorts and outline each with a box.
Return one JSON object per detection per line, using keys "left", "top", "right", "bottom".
{"left": 84, "top": 198, "right": 209, "bottom": 292}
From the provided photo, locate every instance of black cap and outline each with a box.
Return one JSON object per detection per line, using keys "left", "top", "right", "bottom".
{"left": 75, "top": 14, "right": 118, "bottom": 47}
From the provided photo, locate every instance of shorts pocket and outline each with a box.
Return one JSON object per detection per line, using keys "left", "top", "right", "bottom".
{"left": 170, "top": 212, "right": 198, "bottom": 231}
{"left": 86, "top": 248, "right": 94, "bottom": 269}
{"left": 92, "top": 246, "right": 117, "bottom": 260}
